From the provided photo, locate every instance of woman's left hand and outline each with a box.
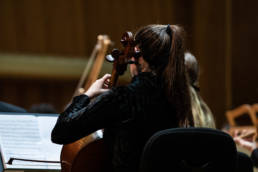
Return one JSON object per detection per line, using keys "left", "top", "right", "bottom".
{"left": 85, "top": 74, "right": 111, "bottom": 98}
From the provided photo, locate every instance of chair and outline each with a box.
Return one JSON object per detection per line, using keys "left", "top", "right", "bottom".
{"left": 252, "top": 103, "right": 258, "bottom": 125}
{"left": 226, "top": 104, "right": 256, "bottom": 127}
{"left": 226, "top": 104, "right": 257, "bottom": 140}
{"left": 139, "top": 128, "right": 252, "bottom": 172}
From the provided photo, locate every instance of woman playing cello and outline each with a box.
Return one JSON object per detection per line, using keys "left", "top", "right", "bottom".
{"left": 51, "top": 24, "right": 194, "bottom": 172}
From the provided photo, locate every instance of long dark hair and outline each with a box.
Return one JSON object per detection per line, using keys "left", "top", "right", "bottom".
{"left": 134, "top": 24, "right": 193, "bottom": 127}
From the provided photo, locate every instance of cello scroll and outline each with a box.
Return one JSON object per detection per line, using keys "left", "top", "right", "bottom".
{"left": 106, "top": 31, "right": 140, "bottom": 87}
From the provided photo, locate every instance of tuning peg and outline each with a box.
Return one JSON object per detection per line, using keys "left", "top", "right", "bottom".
{"left": 111, "top": 49, "right": 120, "bottom": 58}
{"left": 106, "top": 49, "right": 121, "bottom": 62}
{"left": 106, "top": 54, "right": 115, "bottom": 62}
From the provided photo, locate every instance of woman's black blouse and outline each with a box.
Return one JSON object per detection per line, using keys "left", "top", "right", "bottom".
{"left": 251, "top": 148, "right": 258, "bottom": 167}
{"left": 51, "top": 72, "right": 178, "bottom": 172}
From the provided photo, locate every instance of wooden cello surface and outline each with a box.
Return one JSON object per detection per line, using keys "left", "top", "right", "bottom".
{"left": 60, "top": 32, "right": 135, "bottom": 172}
{"left": 61, "top": 132, "right": 111, "bottom": 172}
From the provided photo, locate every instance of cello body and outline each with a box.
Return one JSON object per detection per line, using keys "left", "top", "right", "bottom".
{"left": 61, "top": 132, "right": 112, "bottom": 172}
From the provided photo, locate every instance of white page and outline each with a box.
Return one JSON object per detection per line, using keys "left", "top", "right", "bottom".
{"left": 38, "top": 115, "right": 62, "bottom": 162}
{"left": 0, "top": 113, "right": 61, "bottom": 170}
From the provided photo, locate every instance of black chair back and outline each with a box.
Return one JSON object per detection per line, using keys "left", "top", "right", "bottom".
{"left": 139, "top": 128, "right": 238, "bottom": 172}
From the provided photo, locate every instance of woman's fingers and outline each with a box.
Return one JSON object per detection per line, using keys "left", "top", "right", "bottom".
{"left": 101, "top": 74, "right": 111, "bottom": 89}
{"left": 84, "top": 74, "right": 111, "bottom": 98}
{"left": 78, "top": 88, "right": 85, "bottom": 94}
{"left": 101, "top": 74, "right": 111, "bottom": 81}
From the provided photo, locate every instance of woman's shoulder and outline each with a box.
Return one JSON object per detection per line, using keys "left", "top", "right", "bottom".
{"left": 130, "top": 72, "right": 159, "bottom": 89}
{"left": 107, "top": 72, "right": 161, "bottom": 99}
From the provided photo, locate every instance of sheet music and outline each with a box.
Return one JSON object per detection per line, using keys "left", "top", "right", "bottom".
{"left": 38, "top": 115, "right": 62, "bottom": 162}
{"left": 0, "top": 113, "right": 61, "bottom": 170}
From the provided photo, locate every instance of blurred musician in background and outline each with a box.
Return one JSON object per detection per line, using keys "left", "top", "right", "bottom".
{"left": 184, "top": 52, "right": 216, "bottom": 128}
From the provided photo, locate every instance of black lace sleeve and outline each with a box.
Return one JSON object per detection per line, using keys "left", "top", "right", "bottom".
{"left": 51, "top": 90, "right": 125, "bottom": 144}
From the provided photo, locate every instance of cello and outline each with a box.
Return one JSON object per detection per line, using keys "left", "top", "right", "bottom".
{"left": 60, "top": 31, "right": 136, "bottom": 172}
{"left": 60, "top": 34, "right": 111, "bottom": 172}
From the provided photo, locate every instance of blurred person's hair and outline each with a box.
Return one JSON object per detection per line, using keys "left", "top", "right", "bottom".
{"left": 185, "top": 52, "right": 216, "bottom": 128}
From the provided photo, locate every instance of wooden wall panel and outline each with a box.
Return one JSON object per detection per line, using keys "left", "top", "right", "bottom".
{"left": 43, "top": 0, "right": 78, "bottom": 55}
{"left": 0, "top": 78, "right": 76, "bottom": 112}
{"left": 0, "top": 0, "right": 17, "bottom": 52}
{"left": 232, "top": 0, "right": 258, "bottom": 108}
{"left": 192, "top": 0, "right": 228, "bottom": 128}
{"left": 0, "top": 0, "right": 193, "bottom": 56}
{"left": 13, "top": 0, "right": 43, "bottom": 52}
